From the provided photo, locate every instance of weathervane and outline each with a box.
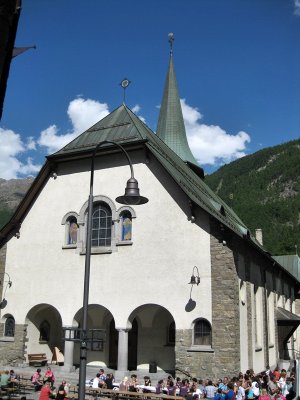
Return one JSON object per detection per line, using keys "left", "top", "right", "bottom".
{"left": 120, "top": 78, "right": 131, "bottom": 104}
{"left": 168, "top": 32, "right": 174, "bottom": 55}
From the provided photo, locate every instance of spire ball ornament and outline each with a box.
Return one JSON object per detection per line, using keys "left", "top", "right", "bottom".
{"left": 120, "top": 78, "right": 131, "bottom": 88}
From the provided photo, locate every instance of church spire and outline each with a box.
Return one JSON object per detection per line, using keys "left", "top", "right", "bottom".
{"left": 156, "top": 33, "right": 198, "bottom": 166}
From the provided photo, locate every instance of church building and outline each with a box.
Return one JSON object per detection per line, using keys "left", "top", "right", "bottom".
{"left": 0, "top": 36, "right": 300, "bottom": 378}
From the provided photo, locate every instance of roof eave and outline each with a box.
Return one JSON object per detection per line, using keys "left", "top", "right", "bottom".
{"left": 0, "top": 160, "right": 52, "bottom": 248}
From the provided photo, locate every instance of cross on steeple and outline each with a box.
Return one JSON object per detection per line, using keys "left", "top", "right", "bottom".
{"left": 168, "top": 32, "right": 174, "bottom": 55}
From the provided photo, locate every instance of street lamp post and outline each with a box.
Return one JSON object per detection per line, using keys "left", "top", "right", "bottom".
{"left": 78, "top": 140, "right": 148, "bottom": 400}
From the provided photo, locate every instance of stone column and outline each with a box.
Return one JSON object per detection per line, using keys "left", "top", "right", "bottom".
{"left": 117, "top": 329, "right": 129, "bottom": 372}
{"left": 62, "top": 328, "right": 75, "bottom": 372}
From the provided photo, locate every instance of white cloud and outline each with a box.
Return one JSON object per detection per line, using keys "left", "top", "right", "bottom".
{"left": 26, "top": 136, "right": 36, "bottom": 150}
{"left": 67, "top": 98, "right": 109, "bottom": 135}
{"left": 0, "top": 128, "right": 41, "bottom": 179}
{"left": 132, "top": 104, "right": 140, "bottom": 113}
{"left": 19, "top": 157, "right": 41, "bottom": 175}
{"left": 181, "top": 99, "right": 251, "bottom": 165}
{"left": 37, "top": 125, "right": 77, "bottom": 154}
{"left": 38, "top": 97, "right": 110, "bottom": 154}
{"left": 132, "top": 104, "right": 146, "bottom": 123}
{"left": 294, "top": 0, "right": 300, "bottom": 15}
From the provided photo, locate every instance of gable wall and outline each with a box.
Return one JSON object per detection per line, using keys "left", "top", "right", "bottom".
{"left": 1, "top": 154, "right": 212, "bottom": 335}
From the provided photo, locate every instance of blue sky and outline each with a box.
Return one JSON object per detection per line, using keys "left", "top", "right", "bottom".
{"left": 1, "top": 0, "right": 300, "bottom": 179}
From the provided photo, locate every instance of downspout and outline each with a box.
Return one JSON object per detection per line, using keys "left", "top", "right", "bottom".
{"left": 263, "top": 267, "right": 270, "bottom": 368}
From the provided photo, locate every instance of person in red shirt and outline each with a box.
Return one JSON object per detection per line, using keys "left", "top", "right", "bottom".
{"left": 273, "top": 369, "right": 281, "bottom": 381}
{"left": 39, "top": 381, "right": 52, "bottom": 400}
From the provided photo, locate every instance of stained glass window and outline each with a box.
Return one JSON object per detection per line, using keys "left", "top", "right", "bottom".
{"left": 194, "top": 319, "right": 211, "bottom": 346}
{"left": 5, "top": 316, "right": 15, "bottom": 337}
{"left": 92, "top": 202, "right": 112, "bottom": 247}
{"left": 68, "top": 217, "right": 78, "bottom": 244}
{"left": 121, "top": 211, "right": 132, "bottom": 241}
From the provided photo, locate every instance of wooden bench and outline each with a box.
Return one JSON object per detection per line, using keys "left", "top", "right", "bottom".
{"left": 85, "top": 387, "right": 184, "bottom": 400}
{"left": 28, "top": 353, "right": 48, "bottom": 366}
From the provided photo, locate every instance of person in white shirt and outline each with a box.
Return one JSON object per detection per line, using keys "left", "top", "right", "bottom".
{"left": 92, "top": 373, "right": 100, "bottom": 389}
{"left": 278, "top": 370, "right": 289, "bottom": 397}
{"left": 252, "top": 380, "right": 260, "bottom": 399}
{"left": 236, "top": 381, "right": 245, "bottom": 400}
{"left": 206, "top": 380, "right": 217, "bottom": 400}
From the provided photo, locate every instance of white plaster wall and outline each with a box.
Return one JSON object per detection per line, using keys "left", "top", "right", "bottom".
{"left": 250, "top": 282, "right": 265, "bottom": 373}
{"left": 2, "top": 159, "right": 212, "bottom": 335}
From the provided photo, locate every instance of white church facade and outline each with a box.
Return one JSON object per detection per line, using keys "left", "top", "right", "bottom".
{"left": 0, "top": 41, "right": 299, "bottom": 378}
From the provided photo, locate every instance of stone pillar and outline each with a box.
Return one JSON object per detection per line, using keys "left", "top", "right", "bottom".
{"left": 62, "top": 328, "right": 75, "bottom": 372}
{"left": 117, "top": 329, "right": 129, "bottom": 372}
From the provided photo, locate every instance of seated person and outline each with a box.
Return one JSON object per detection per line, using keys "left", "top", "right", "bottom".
{"left": 0, "top": 370, "right": 10, "bottom": 390}
{"left": 32, "top": 369, "right": 43, "bottom": 392}
{"left": 8, "top": 370, "right": 19, "bottom": 388}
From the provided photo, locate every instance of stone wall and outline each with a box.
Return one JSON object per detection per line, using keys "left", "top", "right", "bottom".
{"left": 174, "top": 218, "right": 241, "bottom": 379}
{"left": 210, "top": 219, "right": 240, "bottom": 377}
{"left": 0, "top": 245, "right": 26, "bottom": 366}
{"left": 0, "top": 323, "right": 27, "bottom": 366}
{"left": 175, "top": 329, "right": 216, "bottom": 378}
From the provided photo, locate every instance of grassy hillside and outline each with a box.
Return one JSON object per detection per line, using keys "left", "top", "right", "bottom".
{"left": 205, "top": 139, "right": 300, "bottom": 255}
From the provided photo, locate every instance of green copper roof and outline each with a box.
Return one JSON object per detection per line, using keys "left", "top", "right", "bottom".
{"left": 54, "top": 105, "right": 144, "bottom": 155}
{"left": 273, "top": 255, "right": 300, "bottom": 281}
{"left": 156, "top": 54, "right": 198, "bottom": 166}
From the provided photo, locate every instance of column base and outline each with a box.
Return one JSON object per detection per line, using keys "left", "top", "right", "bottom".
{"left": 114, "top": 370, "right": 130, "bottom": 382}
{"left": 61, "top": 364, "right": 76, "bottom": 372}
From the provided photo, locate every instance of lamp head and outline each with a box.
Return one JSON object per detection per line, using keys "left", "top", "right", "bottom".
{"left": 188, "top": 275, "right": 197, "bottom": 285}
{"left": 188, "top": 272, "right": 200, "bottom": 286}
{"left": 116, "top": 177, "right": 148, "bottom": 205}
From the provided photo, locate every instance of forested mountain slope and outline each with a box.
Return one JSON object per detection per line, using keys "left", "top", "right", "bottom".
{"left": 0, "top": 178, "right": 33, "bottom": 228}
{"left": 205, "top": 139, "right": 300, "bottom": 255}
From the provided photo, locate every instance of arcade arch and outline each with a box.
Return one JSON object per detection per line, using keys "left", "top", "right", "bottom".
{"left": 25, "top": 304, "right": 63, "bottom": 362}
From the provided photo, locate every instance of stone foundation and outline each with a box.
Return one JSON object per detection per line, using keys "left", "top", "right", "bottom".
{"left": 0, "top": 323, "right": 27, "bottom": 366}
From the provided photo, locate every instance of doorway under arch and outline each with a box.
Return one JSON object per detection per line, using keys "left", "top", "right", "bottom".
{"left": 128, "top": 304, "right": 175, "bottom": 373}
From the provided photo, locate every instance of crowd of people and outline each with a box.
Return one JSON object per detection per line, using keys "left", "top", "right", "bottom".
{"left": 0, "top": 366, "right": 297, "bottom": 400}
{"left": 88, "top": 367, "right": 297, "bottom": 400}
{"left": 154, "top": 368, "right": 297, "bottom": 400}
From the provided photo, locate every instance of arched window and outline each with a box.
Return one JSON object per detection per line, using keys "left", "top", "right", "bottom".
{"left": 193, "top": 319, "right": 211, "bottom": 346}
{"left": 61, "top": 212, "right": 79, "bottom": 248}
{"left": 92, "top": 202, "right": 112, "bottom": 247}
{"left": 4, "top": 316, "right": 15, "bottom": 337}
{"left": 120, "top": 211, "right": 132, "bottom": 241}
{"left": 68, "top": 216, "right": 78, "bottom": 244}
{"left": 39, "top": 320, "right": 50, "bottom": 342}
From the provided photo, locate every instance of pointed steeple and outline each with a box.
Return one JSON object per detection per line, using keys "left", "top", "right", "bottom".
{"left": 156, "top": 33, "right": 198, "bottom": 166}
